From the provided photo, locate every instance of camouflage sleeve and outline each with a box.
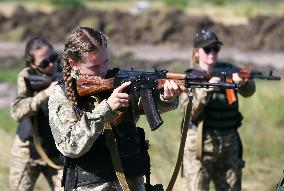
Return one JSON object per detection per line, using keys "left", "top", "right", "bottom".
{"left": 156, "top": 94, "right": 178, "bottom": 113}
{"left": 10, "top": 68, "right": 49, "bottom": 122}
{"left": 190, "top": 88, "right": 212, "bottom": 121}
{"left": 48, "top": 85, "right": 117, "bottom": 158}
{"left": 238, "top": 80, "right": 256, "bottom": 97}
{"left": 179, "top": 92, "right": 190, "bottom": 113}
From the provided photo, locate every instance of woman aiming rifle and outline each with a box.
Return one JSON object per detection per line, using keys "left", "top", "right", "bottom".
{"left": 180, "top": 29, "right": 255, "bottom": 191}
{"left": 48, "top": 27, "right": 187, "bottom": 191}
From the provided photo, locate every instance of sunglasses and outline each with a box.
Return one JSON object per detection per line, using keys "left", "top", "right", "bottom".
{"left": 38, "top": 54, "right": 58, "bottom": 69}
{"left": 203, "top": 45, "right": 221, "bottom": 54}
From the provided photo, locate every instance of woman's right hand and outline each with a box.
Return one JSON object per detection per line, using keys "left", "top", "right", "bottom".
{"left": 209, "top": 76, "right": 221, "bottom": 84}
{"left": 107, "top": 81, "right": 131, "bottom": 111}
{"left": 208, "top": 77, "right": 221, "bottom": 91}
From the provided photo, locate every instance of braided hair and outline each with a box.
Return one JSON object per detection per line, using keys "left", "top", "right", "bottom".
{"left": 63, "top": 27, "right": 108, "bottom": 113}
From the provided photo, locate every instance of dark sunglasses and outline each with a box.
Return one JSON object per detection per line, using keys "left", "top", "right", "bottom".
{"left": 203, "top": 45, "right": 221, "bottom": 54}
{"left": 38, "top": 54, "right": 58, "bottom": 69}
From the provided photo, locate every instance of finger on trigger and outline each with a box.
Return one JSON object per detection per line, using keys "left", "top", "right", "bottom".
{"left": 114, "top": 81, "right": 131, "bottom": 93}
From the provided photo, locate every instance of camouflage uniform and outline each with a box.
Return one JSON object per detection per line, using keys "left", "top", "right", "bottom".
{"left": 10, "top": 67, "right": 63, "bottom": 191}
{"left": 48, "top": 84, "right": 178, "bottom": 191}
{"left": 180, "top": 65, "right": 255, "bottom": 191}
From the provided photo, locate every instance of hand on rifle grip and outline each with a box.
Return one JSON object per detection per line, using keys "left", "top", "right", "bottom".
{"left": 107, "top": 81, "right": 131, "bottom": 111}
{"left": 232, "top": 73, "right": 247, "bottom": 85}
{"left": 208, "top": 77, "right": 221, "bottom": 91}
{"left": 163, "top": 80, "right": 187, "bottom": 100}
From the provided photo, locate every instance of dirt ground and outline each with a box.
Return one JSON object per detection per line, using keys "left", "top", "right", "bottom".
{"left": 1, "top": 6, "right": 284, "bottom": 51}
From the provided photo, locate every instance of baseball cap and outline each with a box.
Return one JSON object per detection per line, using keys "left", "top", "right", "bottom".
{"left": 193, "top": 30, "right": 223, "bottom": 48}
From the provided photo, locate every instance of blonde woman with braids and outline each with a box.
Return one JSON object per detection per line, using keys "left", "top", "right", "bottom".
{"left": 179, "top": 30, "right": 255, "bottom": 191}
{"left": 48, "top": 27, "right": 187, "bottom": 191}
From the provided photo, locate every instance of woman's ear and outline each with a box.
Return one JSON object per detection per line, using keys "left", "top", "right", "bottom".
{"left": 68, "top": 59, "right": 78, "bottom": 70}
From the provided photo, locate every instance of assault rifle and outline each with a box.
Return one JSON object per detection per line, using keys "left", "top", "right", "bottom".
{"left": 76, "top": 68, "right": 240, "bottom": 131}
{"left": 24, "top": 72, "right": 63, "bottom": 92}
{"left": 210, "top": 67, "right": 281, "bottom": 81}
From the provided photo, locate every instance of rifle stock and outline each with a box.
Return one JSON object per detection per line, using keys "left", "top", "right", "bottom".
{"left": 25, "top": 75, "right": 53, "bottom": 92}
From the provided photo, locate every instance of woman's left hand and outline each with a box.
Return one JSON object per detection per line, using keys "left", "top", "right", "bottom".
{"left": 163, "top": 80, "right": 188, "bottom": 100}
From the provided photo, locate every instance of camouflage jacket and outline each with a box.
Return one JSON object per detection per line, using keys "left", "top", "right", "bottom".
{"left": 10, "top": 67, "right": 50, "bottom": 122}
{"left": 48, "top": 84, "right": 178, "bottom": 158}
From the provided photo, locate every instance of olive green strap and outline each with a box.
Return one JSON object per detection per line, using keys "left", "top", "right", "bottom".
{"left": 104, "top": 123, "right": 130, "bottom": 191}
{"left": 166, "top": 93, "right": 193, "bottom": 191}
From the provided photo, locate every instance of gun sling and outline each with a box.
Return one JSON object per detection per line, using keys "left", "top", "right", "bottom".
{"left": 196, "top": 121, "right": 204, "bottom": 160}
{"left": 32, "top": 117, "right": 63, "bottom": 169}
{"left": 166, "top": 92, "right": 193, "bottom": 191}
{"left": 104, "top": 122, "right": 130, "bottom": 191}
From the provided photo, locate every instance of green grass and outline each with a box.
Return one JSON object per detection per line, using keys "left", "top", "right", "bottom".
{"left": 0, "top": 59, "right": 24, "bottom": 83}
{"left": 0, "top": 69, "right": 20, "bottom": 84}
{"left": 137, "top": 80, "right": 284, "bottom": 191}
{"left": 0, "top": 109, "right": 17, "bottom": 134}
{"left": 0, "top": 69, "right": 283, "bottom": 190}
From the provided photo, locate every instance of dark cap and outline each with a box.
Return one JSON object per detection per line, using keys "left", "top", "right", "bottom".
{"left": 193, "top": 30, "right": 223, "bottom": 48}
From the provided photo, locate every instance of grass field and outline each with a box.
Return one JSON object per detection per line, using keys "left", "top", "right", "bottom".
{"left": 138, "top": 80, "right": 284, "bottom": 191}
{"left": 0, "top": 1, "right": 284, "bottom": 190}
{"left": 1, "top": 80, "right": 283, "bottom": 190}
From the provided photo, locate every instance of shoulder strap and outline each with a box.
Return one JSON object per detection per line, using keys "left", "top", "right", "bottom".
{"left": 166, "top": 92, "right": 193, "bottom": 191}
{"left": 32, "top": 117, "right": 63, "bottom": 169}
{"left": 104, "top": 122, "right": 130, "bottom": 191}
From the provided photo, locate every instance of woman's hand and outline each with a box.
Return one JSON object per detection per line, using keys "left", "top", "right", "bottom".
{"left": 208, "top": 76, "right": 221, "bottom": 84}
{"left": 232, "top": 73, "right": 247, "bottom": 86}
{"left": 107, "top": 81, "right": 131, "bottom": 111}
{"left": 163, "top": 80, "right": 188, "bottom": 100}
{"left": 208, "top": 76, "right": 222, "bottom": 91}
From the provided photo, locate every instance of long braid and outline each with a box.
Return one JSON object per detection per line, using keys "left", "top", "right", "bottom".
{"left": 63, "top": 61, "right": 78, "bottom": 110}
{"left": 63, "top": 27, "right": 108, "bottom": 118}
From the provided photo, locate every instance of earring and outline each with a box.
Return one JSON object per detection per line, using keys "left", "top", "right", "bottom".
{"left": 71, "top": 69, "right": 79, "bottom": 79}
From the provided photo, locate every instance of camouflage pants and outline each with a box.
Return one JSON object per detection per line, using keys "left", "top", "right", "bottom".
{"left": 183, "top": 128, "right": 244, "bottom": 191}
{"left": 9, "top": 135, "right": 63, "bottom": 191}
{"left": 73, "top": 176, "right": 145, "bottom": 191}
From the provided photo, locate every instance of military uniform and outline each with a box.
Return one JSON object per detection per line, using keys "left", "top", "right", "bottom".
{"left": 180, "top": 63, "right": 255, "bottom": 191}
{"left": 10, "top": 67, "right": 63, "bottom": 191}
{"left": 48, "top": 83, "right": 178, "bottom": 191}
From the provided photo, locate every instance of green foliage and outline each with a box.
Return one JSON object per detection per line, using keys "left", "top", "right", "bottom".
{"left": 0, "top": 26, "right": 25, "bottom": 42}
{"left": 162, "top": 0, "right": 188, "bottom": 9}
{"left": 48, "top": 0, "right": 83, "bottom": 7}
{"left": 207, "top": 0, "right": 226, "bottom": 6}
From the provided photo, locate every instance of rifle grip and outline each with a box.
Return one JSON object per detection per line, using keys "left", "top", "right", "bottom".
{"left": 139, "top": 89, "right": 163, "bottom": 131}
